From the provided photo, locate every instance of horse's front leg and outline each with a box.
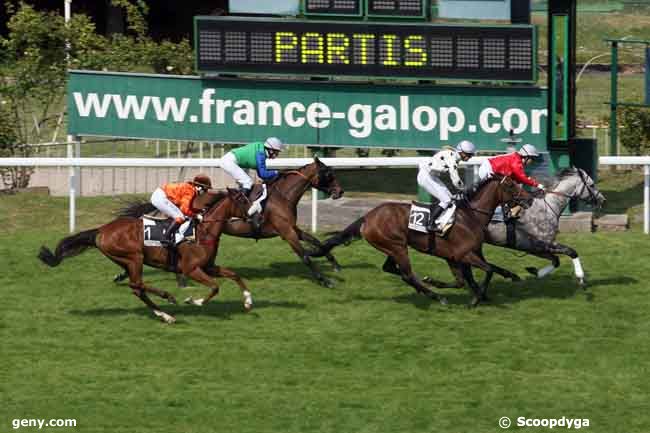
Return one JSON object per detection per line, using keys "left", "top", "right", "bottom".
{"left": 526, "top": 239, "right": 583, "bottom": 286}
{"left": 459, "top": 251, "right": 494, "bottom": 308}
{"left": 204, "top": 265, "right": 253, "bottom": 310}
{"left": 423, "top": 259, "right": 466, "bottom": 288}
{"left": 297, "top": 228, "right": 342, "bottom": 272}
{"left": 279, "top": 225, "right": 333, "bottom": 288}
{"left": 183, "top": 266, "right": 253, "bottom": 311}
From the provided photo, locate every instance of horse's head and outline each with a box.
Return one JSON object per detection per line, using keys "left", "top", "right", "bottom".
{"left": 573, "top": 168, "right": 606, "bottom": 209}
{"left": 495, "top": 176, "right": 534, "bottom": 209}
{"left": 311, "top": 157, "right": 344, "bottom": 199}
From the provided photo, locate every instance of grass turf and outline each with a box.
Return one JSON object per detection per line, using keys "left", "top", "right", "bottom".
{"left": 0, "top": 191, "right": 649, "bottom": 433}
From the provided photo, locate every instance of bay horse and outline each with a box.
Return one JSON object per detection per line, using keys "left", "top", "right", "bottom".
{"left": 117, "top": 157, "right": 345, "bottom": 288}
{"left": 425, "top": 167, "right": 606, "bottom": 291}
{"left": 38, "top": 189, "right": 252, "bottom": 324}
{"left": 307, "top": 176, "right": 533, "bottom": 307}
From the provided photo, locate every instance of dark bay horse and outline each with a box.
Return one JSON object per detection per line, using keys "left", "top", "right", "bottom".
{"left": 307, "top": 176, "right": 533, "bottom": 307}
{"left": 38, "top": 189, "right": 252, "bottom": 324}
{"left": 118, "top": 157, "right": 344, "bottom": 288}
{"left": 426, "top": 167, "right": 606, "bottom": 291}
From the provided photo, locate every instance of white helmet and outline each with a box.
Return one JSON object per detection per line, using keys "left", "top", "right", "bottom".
{"left": 456, "top": 140, "right": 476, "bottom": 154}
{"left": 264, "top": 137, "right": 285, "bottom": 151}
{"left": 518, "top": 143, "right": 540, "bottom": 158}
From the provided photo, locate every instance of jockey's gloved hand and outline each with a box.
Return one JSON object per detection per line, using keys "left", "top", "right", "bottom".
{"left": 537, "top": 184, "right": 545, "bottom": 190}
{"left": 195, "top": 214, "right": 203, "bottom": 222}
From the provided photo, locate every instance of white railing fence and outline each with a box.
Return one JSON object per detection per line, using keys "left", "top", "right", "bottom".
{"left": 0, "top": 156, "right": 486, "bottom": 233}
{"left": 2, "top": 156, "right": 649, "bottom": 234}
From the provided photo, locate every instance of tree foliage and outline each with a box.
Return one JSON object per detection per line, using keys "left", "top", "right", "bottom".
{"left": 0, "top": 1, "right": 193, "bottom": 189}
{"left": 619, "top": 107, "right": 650, "bottom": 155}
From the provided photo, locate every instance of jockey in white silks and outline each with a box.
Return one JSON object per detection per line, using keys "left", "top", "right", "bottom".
{"left": 417, "top": 140, "right": 476, "bottom": 233}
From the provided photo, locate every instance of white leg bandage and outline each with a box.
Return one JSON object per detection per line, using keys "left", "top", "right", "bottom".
{"left": 572, "top": 257, "right": 585, "bottom": 280}
{"left": 221, "top": 152, "right": 253, "bottom": 189}
{"left": 537, "top": 264, "right": 556, "bottom": 278}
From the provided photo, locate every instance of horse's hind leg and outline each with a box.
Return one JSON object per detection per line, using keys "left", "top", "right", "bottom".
{"left": 298, "top": 229, "right": 342, "bottom": 272}
{"left": 109, "top": 254, "right": 176, "bottom": 323}
{"left": 279, "top": 225, "right": 333, "bottom": 288}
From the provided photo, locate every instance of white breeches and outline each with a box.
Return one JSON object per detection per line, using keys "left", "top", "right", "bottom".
{"left": 221, "top": 151, "right": 253, "bottom": 189}
{"left": 151, "top": 188, "right": 184, "bottom": 221}
{"left": 478, "top": 159, "right": 493, "bottom": 181}
{"left": 417, "top": 170, "right": 452, "bottom": 208}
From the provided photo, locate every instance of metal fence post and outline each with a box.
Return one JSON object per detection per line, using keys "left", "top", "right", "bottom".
{"left": 67, "top": 135, "right": 76, "bottom": 233}
{"left": 311, "top": 187, "right": 318, "bottom": 233}
{"left": 643, "top": 165, "right": 650, "bottom": 234}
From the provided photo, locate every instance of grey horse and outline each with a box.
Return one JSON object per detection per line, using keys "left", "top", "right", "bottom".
{"left": 425, "top": 167, "right": 606, "bottom": 293}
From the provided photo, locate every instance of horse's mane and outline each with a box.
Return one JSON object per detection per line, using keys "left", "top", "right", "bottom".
{"left": 463, "top": 175, "right": 503, "bottom": 201}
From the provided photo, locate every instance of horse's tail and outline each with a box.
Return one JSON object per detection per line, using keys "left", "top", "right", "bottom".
{"left": 38, "top": 229, "right": 99, "bottom": 267}
{"left": 310, "top": 217, "right": 364, "bottom": 257}
{"left": 116, "top": 200, "right": 156, "bottom": 218}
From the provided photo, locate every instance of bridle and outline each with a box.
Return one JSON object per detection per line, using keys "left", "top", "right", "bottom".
{"left": 271, "top": 165, "right": 337, "bottom": 197}
{"left": 541, "top": 169, "right": 601, "bottom": 218}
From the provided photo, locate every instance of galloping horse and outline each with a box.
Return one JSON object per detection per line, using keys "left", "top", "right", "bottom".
{"left": 118, "top": 157, "right": 344, "bottom": 287}
{"left": 38, "top": 189, "right": 252, "bottom": 324}
{"left": 426, "top": 167, "right": 606, "bottom": 291}
{"left": 307, "top": 176, "right": 533, "bottom": 307}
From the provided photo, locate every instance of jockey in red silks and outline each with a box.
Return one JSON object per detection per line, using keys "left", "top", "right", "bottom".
{"left": 478, "top": 144, "right": 544, "bottom": 189}
{"left": 478, "top": 144, "right": 544, "bottom": 217}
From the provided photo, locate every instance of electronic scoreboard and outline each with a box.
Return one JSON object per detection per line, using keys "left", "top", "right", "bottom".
{"left": 195, "top": 16, "right": 537, "bottom": 82}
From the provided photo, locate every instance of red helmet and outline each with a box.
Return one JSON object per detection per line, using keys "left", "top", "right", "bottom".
{"left": 191, "top": 174, "right": 212, "bottom": 189}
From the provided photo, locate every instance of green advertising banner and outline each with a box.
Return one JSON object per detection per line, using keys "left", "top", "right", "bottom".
{"left": 68, "top": 70, "right": 548, "bottom": 150}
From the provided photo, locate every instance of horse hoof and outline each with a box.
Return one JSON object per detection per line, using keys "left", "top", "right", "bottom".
{"left": 423, "top": 276, "right": 432, "bottom": 284}
{"left": 153, "top": 310, "right": 176, "bottom": 324}
{"left": 511, "top": 274, "right": 522, "bottom": 282}
{"left": 578, "top": 278, "right": 586, "bottom": 288}
{"left": 439, "top": 297, "right": 448, "bottom": 305}
{"left": 184, "top": 297, "right": 204, "bottom": 306}
{"left": 466, "top": 298, "right": 480, "bottom": 309}
{"left": 113, "top": 272, "right": 127, "bottom": 283}
{"left": 525, "top": 267, "right": 538, "bottom": 276}
{"left": 321, "top": 279, "right": 334, "bottom": 288}
{"left": 333, "top": 265, "right": 342, "bottom": 273}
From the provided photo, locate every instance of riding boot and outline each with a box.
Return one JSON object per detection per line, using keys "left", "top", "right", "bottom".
{"left": 162, "top": 220, "right": 181, "bottom": 247}
{"left": 427, "top": 205, "right": 445, "bottom": 232}
{"left": 250, "top": 211, "right": 263, "bottom": 236}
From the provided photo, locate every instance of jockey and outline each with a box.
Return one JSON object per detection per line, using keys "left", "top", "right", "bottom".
{"left": 477, "top": 143, "right": 544, "bottom": 218}
{"left": 221, "top": 137, "right": 286, "bottom": 231}
{"left": 478, "top": 144, "right": 544, "bottom": 188}
{"left": 150, "top": 174, "right": 212, "bottom": 245}
{"left": 417, "top": 140, "right": 476, "bottom": 233}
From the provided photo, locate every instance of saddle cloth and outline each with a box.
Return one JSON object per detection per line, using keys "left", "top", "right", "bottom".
{"left": 142, "top": 217, "right": 196, "bottom": 247}
{"left": 408, "top": 201, "right": 432, "bottom": 233}
{"left": 408, "top": 201, "right": 457, "bottom": 234}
